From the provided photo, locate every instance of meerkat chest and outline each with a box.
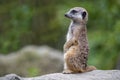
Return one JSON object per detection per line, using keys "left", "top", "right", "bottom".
{"left": 66, "top": 25, "right": 81, "bottom": 42}
{"left": 66, "top": 32, "right": 72, "bottom": 42}
{"left": 66, "top": 27, "right": 74, "bottom": 42}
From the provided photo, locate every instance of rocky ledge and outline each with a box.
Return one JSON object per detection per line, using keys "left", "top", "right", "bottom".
{"left": 0, "top": 70, "right": 120, "bottom": 80}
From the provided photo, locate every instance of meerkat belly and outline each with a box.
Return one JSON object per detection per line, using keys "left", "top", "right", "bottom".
{"left": 64, "top": 46, "right": 84, "bottom": 72}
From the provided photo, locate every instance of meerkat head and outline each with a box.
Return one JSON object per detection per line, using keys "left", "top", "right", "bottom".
{"left": 65, "top": 7, "right": 88, "bottom": 24}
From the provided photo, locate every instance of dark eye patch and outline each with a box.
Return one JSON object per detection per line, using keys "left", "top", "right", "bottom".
{"left": 82, "top": 11, "right": 86, "bottom": 19}
{"left": 71, "top": 10, "right": 78, "bottom": 14}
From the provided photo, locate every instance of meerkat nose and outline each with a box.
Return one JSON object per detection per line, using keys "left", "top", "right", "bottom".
{"left": 64, "top": 13, "right": 68, "bottom": 17}
{"left": 65, "top": 14, "right": 67, "bottom": 17}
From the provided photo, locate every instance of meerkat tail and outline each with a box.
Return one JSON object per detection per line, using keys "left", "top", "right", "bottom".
{"left": 83, "top": 66, "right": 96, "bottom": 72}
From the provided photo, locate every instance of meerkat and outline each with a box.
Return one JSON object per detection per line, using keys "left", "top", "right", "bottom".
{"left": 63, "top": 7, "right": 96, "bottom": 74}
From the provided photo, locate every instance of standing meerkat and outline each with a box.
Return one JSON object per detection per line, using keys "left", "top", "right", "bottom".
{"left": 63, "top": 7, "right": 96, "bottom": 74}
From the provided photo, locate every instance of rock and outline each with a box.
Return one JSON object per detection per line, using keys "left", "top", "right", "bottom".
{"left": 0, "top": 70, "right": 120, "bottom": 80}
{"left": 0, "top": 45, "right": 63, "bottom": 77}
{"left": 116, "top": 55, "right": 120, "bottom": 69}
{"left": 2, "top": 74, "right": 22, "bottom": 80}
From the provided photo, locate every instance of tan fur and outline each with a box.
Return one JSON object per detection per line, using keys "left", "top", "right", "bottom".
{"left": 63, "top": 7, "right": 96, "bottom": 74}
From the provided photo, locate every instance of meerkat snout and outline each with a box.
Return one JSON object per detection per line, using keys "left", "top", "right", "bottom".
{"left": 64, "top": 13, "right": 69, "bottom": 18}
{"left": 65, "top": 7, "right": 88, "bottom": 23}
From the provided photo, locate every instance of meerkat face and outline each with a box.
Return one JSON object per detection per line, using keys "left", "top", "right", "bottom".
{"left": 65, "top": 7, "right": 88, "bottom": 23}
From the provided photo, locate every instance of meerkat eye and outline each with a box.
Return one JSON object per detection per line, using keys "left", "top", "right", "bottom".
{"left": 82, "top": 11, "right": 86, "bottom": 19}
{"left": 71, "top": 10, "right": 78, "bottom": 14}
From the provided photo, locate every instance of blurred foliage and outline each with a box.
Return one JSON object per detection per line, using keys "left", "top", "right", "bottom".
{"left": 0, "top": 0, "right": 120, "bottom": 73}
{"left": 0, "top": 0, "right": 63, "bottom": 53}
{"left": 28, "top": 67, "right": 39, "bottom": 77}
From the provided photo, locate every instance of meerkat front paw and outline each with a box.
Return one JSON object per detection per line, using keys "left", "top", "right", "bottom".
{"left": 62, "top": 69, "right": 73, "bottom": 74}
{"left": 72, "top": 38, "right": 78, "bottom": 45}
{"left": 74, "top": 40, "right": 78, "bottom": 45}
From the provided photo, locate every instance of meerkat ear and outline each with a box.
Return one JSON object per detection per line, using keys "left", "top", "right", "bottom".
{"left": 82, "top": 11, "right": 86, "bottom": 19}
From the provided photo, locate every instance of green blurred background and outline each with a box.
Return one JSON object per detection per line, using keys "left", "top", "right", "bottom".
{"left": 0, "top": 0, "right": 120, "bottom": 75}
